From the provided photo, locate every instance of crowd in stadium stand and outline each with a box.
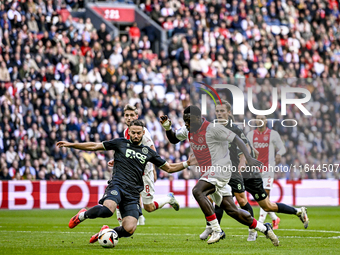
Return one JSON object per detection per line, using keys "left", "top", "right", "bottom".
{"left": 0, "top": 0, "right": 339, "bottom": 181}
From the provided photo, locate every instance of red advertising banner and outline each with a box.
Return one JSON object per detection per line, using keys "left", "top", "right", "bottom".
{"left": 0, "top": 180, "right": 339, "bottom": 210}
{"left": 92, "top": 7, "right": 135, "bottom": 22}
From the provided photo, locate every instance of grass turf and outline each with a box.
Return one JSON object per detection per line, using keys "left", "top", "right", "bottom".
{"left": 0, "top": 207, "right": 340, "bottom": 255}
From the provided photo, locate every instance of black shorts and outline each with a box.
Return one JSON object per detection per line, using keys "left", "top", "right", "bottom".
{"left": 99, "top": 181, "right": 141, "bottom": 220}
{"left": 243, "top": 175, "right": 267, "bottom": 202}
{"left": 229, "top": 172, "right": 245, "bottom": 194}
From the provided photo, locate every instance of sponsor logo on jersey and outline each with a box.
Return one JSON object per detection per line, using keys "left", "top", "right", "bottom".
{"left": 254, "top": 137, "right": 258, "bottom": 141}
{"left": 125, "top": 148, "right": 147, "bottom": 164}
{"left": 111, "top": 190, "right": 118, "bottom": 195}
{"left": 190, "top": 142, "right": 207, "bottom": 150}
{"left": 253, "top": 142, "right": 269, "bottom": 148}
{"left": 142, "top": 147, "right": 148, "bottom": 154}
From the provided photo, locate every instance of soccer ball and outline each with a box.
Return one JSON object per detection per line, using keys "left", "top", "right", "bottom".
{"left": 98, "top": 229, "right": 119, "bottom": 248}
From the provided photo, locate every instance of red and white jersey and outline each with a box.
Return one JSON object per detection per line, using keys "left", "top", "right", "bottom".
{"left": 124, "top": 127, "right": 154, "bottom": 174}
{"left": 247, "top": 128, "right": 286, "bottom": 170}
{"left": 175, "top": 119, "right": 236, "bottom": 175}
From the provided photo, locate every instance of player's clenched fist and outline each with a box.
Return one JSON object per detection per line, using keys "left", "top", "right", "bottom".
{"left": 159, "top": 115, "right": 172, "bottom": 131}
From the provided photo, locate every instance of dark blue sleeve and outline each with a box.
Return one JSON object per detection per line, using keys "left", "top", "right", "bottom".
{"left": 102, "top": 138, "right": 122, "bottom": 151}
{"left": 149, "top": 150, "right": 167, "bottom": 168}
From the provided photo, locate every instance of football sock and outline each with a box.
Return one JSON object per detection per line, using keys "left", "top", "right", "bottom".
{"left": 241, "top": 202, "right": 254, "bottom": 217}
{"left": 268, "top": 212, "right": 278, "bottom": 221}
{"left": 206, "top": 214, "right": 222, "bottom": 232}
{"left": 83, "top": 205, "right": 113, "bottom": 219}
{"left": 250, "top": 219, "right": 267, "bottom": 233}
{"left": 259, "top": 208, "right": 267, "bottom": 223}
{"left": 154, "top": 196, "right": 171, "bottom": 209}
{"left": 116, "top": 208, "right": 122, "bottom": 224}
{"left": 113, "top": 226, "right": 133, "bottom": 238}
{"left": 276, "top": 203, "right": 298, "bottom": 214}
{"left": 214, "top": 204, "right": 224, "bottom": 224}
{"left": 295, "top": 208, "right": 302, "bottom": 215}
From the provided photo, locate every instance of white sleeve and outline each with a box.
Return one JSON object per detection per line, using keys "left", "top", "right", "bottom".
{"left": 175, "top": 125, "right": 189, "bottom": 141}
{"left": 272, "top": 131, "right": 286, "bottom": 156}
{"left": 246, "top": 131, "right": 254, "bottom": 146}
{"left": 207, "top": 124, "right": 236, "bottom": 143}
{"left": 142, "top": 128, "right": 155, "bottom": 148}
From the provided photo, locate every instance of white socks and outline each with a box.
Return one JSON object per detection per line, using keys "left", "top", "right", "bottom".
{"left": 116, "top": 208, "right": 122, "bottom": 226}
{"left": 254, "top": 221, "right": 267, "bottom": 233}
{"left": 79, "top": 211, "right": 86, "bottom": 221}
{"left": 268, "top": 212, "right": 278, "bottom": 221}
{"left": 259, "top": 208, "right": 268, "bottom": 223}
{"left": 296, "top": 208, "right": 302, "bottom": 215}
{"left": 209, "top": 219, "right": 222, "bottom": 232}
{"left": 154, "top": 196, "right": 171, "bottom": 209}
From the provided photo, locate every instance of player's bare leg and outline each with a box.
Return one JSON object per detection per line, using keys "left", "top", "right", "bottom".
{"left": 68, "top": 200, "right": 116, "bottom": 228}
{"left": 220, "top": 196, "right": 279, "bottom": 246}
{"left": 192, "top": 180, "right": 225, "bottom": 244}
{"left": 89, "top": 211, "right": 139, "bottom": 242}
{"left": 113, "top": 216, "right": 138, "bottom": 239}
{"left": 259, "top": 189, "right": 280, "bottom": 229}
{"left": 200, "top": 192, "right": 257, "bottom": 241}
{"left": 143, "top": 193, "right": 180, "bottom": 213}
{"left": 257, "top": 196, "right": 308, "bottom": 228}
{"left": 234, "top": 192, "right": 257, "bottom": 241}
{"left": 138, "top": 195, "right": 145, "bottom": 225}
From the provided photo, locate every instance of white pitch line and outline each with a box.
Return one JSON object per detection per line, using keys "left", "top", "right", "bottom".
{"left": 277, "top": 229, "right": 340, "bottom": 234}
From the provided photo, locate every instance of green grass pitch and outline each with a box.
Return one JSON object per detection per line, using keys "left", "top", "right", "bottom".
{"left": 0, "top": 207, "right": 340, "bottom": 255}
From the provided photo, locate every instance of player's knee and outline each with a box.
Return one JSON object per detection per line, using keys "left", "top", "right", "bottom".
{"left": 238, "top": 198, "right": 247, "bottom": 207}
{"left": 192, "top": 187, "right": 202, "bottom": 200}
{"left": 264, "top": 202, "right": 277, "bottom": 212}
{"left": 125, "top": 225, "right": 136, "bottom": 235}
{"left": 103, "top": 200, "right": 117, "bottom": 213}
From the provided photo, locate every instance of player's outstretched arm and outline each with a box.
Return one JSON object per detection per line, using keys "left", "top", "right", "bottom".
{"left": 159, "top": 115, "right": 181, "bottom": 144}
{"left": 233, "top": 136, "right": 263, "bottom": 168}
{"left": 56, "top": 141, "right": 104, "bottom": 151}
{"left": 160, "top": 154, "right": 193, "bottom": 173}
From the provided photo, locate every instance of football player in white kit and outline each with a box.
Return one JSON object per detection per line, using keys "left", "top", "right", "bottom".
{"left": 112, "top": 105, "right": 180, "bottom": 226}
{"left": 247, "top": 115, "right": 309, "bottom": 229}
{"left": 160, "top": 106, "right": 280, "bottom": 246}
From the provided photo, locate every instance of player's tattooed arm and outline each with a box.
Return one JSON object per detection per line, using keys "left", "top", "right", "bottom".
{"left": 159, "top": 115, "right": 181, "bottom": 144}
{"left": 56, "top": 141, "right": 104, "bottom": 151}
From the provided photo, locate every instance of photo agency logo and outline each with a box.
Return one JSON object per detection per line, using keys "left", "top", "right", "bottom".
{"left": 199, "top": 82, "right": 312, "bottom": 128}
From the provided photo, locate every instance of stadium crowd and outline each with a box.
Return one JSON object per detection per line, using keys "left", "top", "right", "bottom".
{"left": 0, "top": 0, "right": 339, "bottom": 181}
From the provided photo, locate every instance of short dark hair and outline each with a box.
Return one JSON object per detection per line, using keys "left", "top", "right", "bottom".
{"left": 130, "top": 119, "right": 145, "bottom": 128}
{"left": 184, "top": 105, "right": 201, "bottom": 117}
